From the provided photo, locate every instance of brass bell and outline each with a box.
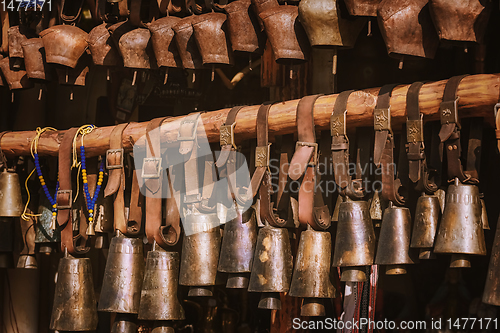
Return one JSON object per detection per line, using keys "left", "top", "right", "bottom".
{"left": 481, "top": 199, "right": 489, "bottom": 230}
{"left": 138, "top": 244, "right": 185, "bottom": 321}
{"left": 374, "top": 202, "right": 416, "bottom": 275}
{"left": 333, "top": 200, "right": 376, "bottom": 282}
{"left": 39, "top": 25, "right": 89, "bottom": 68}
{"left": 172, "top": 16, "right": 204, "bottom": 70}
{"left": 192, "top": 12, "right": 233, "bottom": 66}
{"left": 225, "top": 0, "right": 263, "bottom": 54}
{"left": 98, "top": 231, "right": 145, "bottom": 314}
{"left": 483, "top": 216, "right": 500, "bottom": 306}
{"left": 50, "top": 251, "right": 98, "bottom": 331}
{"left": 289, "top": 228, "right": 335, "bottom": 316}
{"left": 111, "top": 313, "right": 138, "bottom": 333}
{"left": 434, "top": 178, "right": 486, "bottom": 268}
{"left": 0, "top": 169, "right": 24, "bottom": 217}
{"left": 179, "top": 213, "right": 221, "bottom": 297}
{"left": 410, "top": 193, "right": 441, "bottom": 260}
{"left": 218, "top": 208, "right": 258, "bottom": 289}
{"left": 17, "top": 255, "right": 37, "bottom": 269}
{"left": 248, "top": 224, "right": 293, "bottom": 310}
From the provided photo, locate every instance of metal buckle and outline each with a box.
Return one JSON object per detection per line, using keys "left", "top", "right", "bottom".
{"left": 374, "top": 107, "right": 391, "bottom": 131}
{"left": 142, "top": 157, "right": 162, "bottom": 179}
{"left": 440, "top": 98, "right": 459, "bottom": 126}
{"left": 184, "top": 193, "right": 201, "bottom": 204}
{"left": 406, "top": 118, "right": 423, "bottom": 143}
{"left": 177, "top": 115, "right": 200, "bottom": 141}
{"left": 220, "top": 123, "right": 236, "bottom": 148}
{"left": 296, "top": 141, "right": 319, "bottom": 165}
{"left": 330, "top": 111, "right": 346, "bottom": 136}
{"left": 106, "top": 148, "right": 124, "bottom": 169}
{"left": 56, "top": 190, "right": 73, "bottom": 210}
{"left": 255, "top": 144, "right": 271, "bottom": 167}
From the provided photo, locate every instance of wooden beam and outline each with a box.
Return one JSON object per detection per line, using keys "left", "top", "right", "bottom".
{"left": 1, "top": 74, "right": 499, "bottom": 157}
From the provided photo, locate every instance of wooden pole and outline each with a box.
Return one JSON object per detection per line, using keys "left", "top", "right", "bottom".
{"left": 1, "top": 74, "right": 499, "bottom": 158}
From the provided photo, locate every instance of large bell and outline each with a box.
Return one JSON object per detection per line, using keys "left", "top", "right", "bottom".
{"left": 21, "top": 38, "right": 55, "bottom": 81}
{"left": 289, "top": 228, "right": 335, "bottom": 316}
{"left": 88, "top": 23, "right": 122, "bottom": 67}
{"left": 374, "top": 202, "right": 416, "bottom": 275}
{"left": 172, "top": 16, "right": 204, "bottom": 70}
{"left": 119, "top": 28, "right": 156, "bottom": 70}
{"left": 333, "top": 200, "right": 376, "bottom": 282}
{"left": 138, "top": 245, "right": 185, "bottom": 321}
{"left": 39, "top": 25, "right": 89, "bottom": 68}
{"left": 98, "top": 231, "right": 145, "bottom": 313}
{"left": 410, "top": 193, "right": 441, "bottom": 260}
{"left": 218, "top": 208, "right": 258, "bottom": 289}
{"left": 179, "top": 213, "right": 221, "bottom": 297}
{"left": 434, "top": 178, "right": 486, "bottom": 268}
{"left": 225, "top": 0, "right": 263, "bottom": 54}
{"left": 192, "top": 12, "right": 233, "bottom": 66}
{"left": 50, "top": 252, "right": 98, "bottom": 331}
{"left": 248, "top": 224, "right": 293, "bottom": 310}
{"left": 483, "top": 216, "right": 500, "bottom": 306}
{"left": 0, "top": 169, "right": 24, "bottom": 217}
{"left": 147, "top": 16, "right": 182, "bottom": 68}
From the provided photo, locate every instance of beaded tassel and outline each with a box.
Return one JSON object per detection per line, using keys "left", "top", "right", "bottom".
{"left": 80, "top": 146, "right": 104, "bottom": 236}
{"left": 34, "top": 153, "right": 59, "bottom": 230}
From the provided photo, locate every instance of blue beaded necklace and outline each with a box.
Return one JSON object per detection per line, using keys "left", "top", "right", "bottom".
{"left": 80, "top": 146, "right": 104, "bottom": 226}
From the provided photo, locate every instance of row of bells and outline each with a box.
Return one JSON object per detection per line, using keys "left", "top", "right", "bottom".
{"left": 0, "top": 0, "right": 492, "bottom": 90}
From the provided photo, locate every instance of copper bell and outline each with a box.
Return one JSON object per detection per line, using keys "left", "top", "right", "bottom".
{"left": 179, "top": 213, "right": 222, "bottom": 297}
{"left": 410, "top": 193, "right": 441, "bottom": 260}
{"left": 21, "top": 38, "right": 55, "bottom": 81}
{"left": 147, "top": 16, "right": 182, "bottom": 74}
{"left": 374, "top": 202, "right": 415, "bottom": 275}
{"left": 173, "top": 16, "right": 204, "bottom": 70}
{"left": 377, "top": 0, "right": 439, "bottom": 63}
{"left": 259, "top": 5, "right": 310, "bottom": 64}
{"left": 344, "top": 0, "right": 381, "bottom": 17}
{"left": 138, "top": 244, "right": 185, "bottom": 321}
{"left": 88, "top": 23, "right": 122, "bottom": 67}
{"left": 225, "top": 0, "right": 263, "bottom": 54}
{"left": 434, "top": 178, "right": 486, "bottom": 268}
{"left": 192, "top": 12, "right": 233, "bottom": 67}
{"left": 333, "top": 200, "right": 376, "bottom": 282}
{"left": 428, "top": 0, "right": 492, "bottom": 44}
{"left": 98, "top": 231, "right": 145, "bottom": 314}
{"left": 248, "top": 224, "right": 293, "bottom": 310}
{"left": 50, "top": 251, "right": 98, "bottom": 331}
{"left": 39, "top": 25, "right": 89, "bottom": 68}
{"left": 289, "top": 228, "right": 335, "bottom": 316}
{"left": 111, "top": 313, "right": 138, "bottom": 333}
{"left": 0, "top": 168, "right": 24, "bottom": 217}
{"left": 0, "top": 57, "right": 33, "bottom": 90}
{"left": 483, "top": 216, "right": 500, "bottom": 306}
{"left": 218, "top": 209, "right": 258, "bottom": 289}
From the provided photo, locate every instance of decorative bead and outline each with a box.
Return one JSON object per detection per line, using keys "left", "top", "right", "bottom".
{"left": 52, "top": 212, "right": 57, "bottom": 216}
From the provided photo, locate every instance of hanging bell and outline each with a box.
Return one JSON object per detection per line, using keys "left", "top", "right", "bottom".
{"left": 434, "top": 178, "right": 486, "bottom": 268}
{"left": 344, "top": 0, "right": 381, "bottom": 17}
{"left": 248, "top": 224, "right": 293, "bottom": 310}
{"left": 374, "top": 202, "right": 416, "bottom": 275}
{"left": 259, "top": 5, "right": 310, "bottom": 64}
{"left": 138, "top": 245, "right": 185, "bottom": 321}
{"left": 172, "top": 16, "right": 204, "bottom": 70}
{"left": 98, "top": 231, "right": 145, "bottom": 314}
{"left": 481, "top": 199, "right": 489, "bottom": 230}
{"left": 410, "top": 193, "right": 441, "bottom": 260}
{"left": 289, "top": 228, "right": 335, "bottom": 316}
{"left": 119, "top": 27, "right": 156, "bottom": 70}
{"left": 16, "top": 254, "right": 37, "bottom": 269}
{"left": 0, "top": 169, "right": 24, "bottom": 217}
{"left": 39, "top": 25, "right": 89, "bottom": 68}
{"left": 8, "top": 26, "right": 35, "bottom": 61}
{"left": 88, "top": 22, "right": 122, "bottom": 67}
{"left": 21, "top": 38, "right": 55, "bottom": 81}
{"left": 369, "top": 190, "right": 384, "bottom": 226}
{"left": 192, "top": 12, "right": 234, "bottom": 66}
{"left": 483, "top": 216, "right": 500, "bottom": 306}
{"left": 50, "top": 251, "right": 98, "bottom": 331}
{"left": 111, "top": 313, "right": 138, "bottom": 333}
{"left": 225, "top": 0, "right": 263, "bottom": 54}
{"left": 147, "top": 16, "right": 182, "bottom": 69}
{"left": 218, "top": 208, "right": 258, "bottom": 289}
{"left": 179, "top": 213, "right": 222, "bottom": 297}
{"left": 333, "top": 200, "right": 376, "bottom": 282}
{"left": 0, "top": 57, "right": 33, "bottom": 90}
{"left": 151, "top": 322, "right": 176, "bottom": 333}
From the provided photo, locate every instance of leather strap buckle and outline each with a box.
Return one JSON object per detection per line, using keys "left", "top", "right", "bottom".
{"left": 330, "top": 111, "right": 346, "bottom": 136}
{"left": 177, "top": 116, "right": 199, "bottom": 141}
{"left": 184, "top": 193, "right": 201, "bottom": 204}
{"left": 56, "top": 190, "right": 73, "bottom": 210}
{"left": 142, "top": 157, "right": 162, "bottom": 179}
{"left": 440, "top": 98, "right": 459, "bottom": 127}
{"left": 106, "top": 148, "right": 124, "bottom": 169}
{"left": 407, "top": 118, "right": 423, "bottom": 143}
{"left": 296, "top": 141, "right": 318, "bottom": 165}
{"left": 220, "top": 123, "right": 236, "bottom": 148}
{"left": 374, "top": 107, "right": 391, "bottom": 131}
{"left": 255, "top": 144, "right": 271, "bottom": 167}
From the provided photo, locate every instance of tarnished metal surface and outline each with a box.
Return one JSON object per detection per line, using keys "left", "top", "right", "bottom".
{"left": 0, "top": 57, "right": 33, "bottom": 90}
{"left": 50, "top": 255, "right": 98, "bottom": 331}
{"left": 483, "top": 217, "right": 500, "bottom": 305}
{"left": 0, "top": 169, "right": 23, "bottom": 217}
{"left": 344, "top": 0, "right": 381, "bottom": 17}
{"left": 119, "top": 28, "right": 156, "bottom": 69}
{"left": 17, "top": 255, "right": 37, "bottom": 269}
{"left": 192, "top": 12, "right": 233, "bottom": 66}
{"left": 429, "top": 0, "right": 492, "bottom": 43}
{"left": 377, "top": 0, "right": 439, "bottom": 59}
{"left": 259, "top": 5, "right": 310, "bottom": 64}
{"left": 225, "top": 0, "right": 263, "bottom": 53}
{"left": 434, "top": 180, "right": 486, "bottom": 256}
{"left": 481, "top": 199, "right": 489, "bottom": 230}
{"left": 111, "top": 314, "right": 137, "bottom": 333}
{"left": 21, "top": 38, "right": 54, "bottom": 81}
{"left": 88, "top": 23, "right": 122, "bottom": 67}
{"left": 301, "top": 298, "right": 327, "bottom": 317}
{"left": 39, "top": 25, "right": 89, "bottom": 68}
{"left": 410, "top": 194, "right": 440, "bottom": 258}
{"left": 98, "top": 233, "right": 145, "bottom": 313}
{"left": 138, "top": 247, "right": 185, "bottom": 321}
{"left": 8, "top": 25, "right": 35, "bottom": 59}
{"left": 251, "top": 0, "right": 279, "bottom": 29}
{"left": 147, "top": 16, "right": 182, "bottom": 68}
{"left": 299, "top": 0, "right": 366, "bottom": 48}
{"left": 172, "top": 16, "right": 204, "bottom": 70}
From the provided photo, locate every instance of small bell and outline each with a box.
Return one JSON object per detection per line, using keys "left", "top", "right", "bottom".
{"left": 410, "top": 193, "right": 441, "bottom": 260}
{"left": 248, "top": 224, "right": 293, "bottom": 310}
{"left": 50, "top": 250, "right": 98, "bottom": 331}
{"left": 483, "top": 215, "right": 500, "bottom": 306}
{"left": 16, "top": 255, "right": 37, "bottom": 269}
{"left": 333, "top": 201, "right": 376, "bottom": 281}
{"left": 86, "top": 220, "right": 96, "bottom": 236}
{"left": 289, "top": 227, "right": 335, "bottom": 316}
{"left": 375, "top": 202, "right": 416, "bottom": 275}
{"left": 434, "top": 178, "right": 486, "bottom": 268}
{"left": 111, "top": 313, "right": 138, "bottom": 333}
{"left": 0, "top": 169, "right": 24, "bottom": 217}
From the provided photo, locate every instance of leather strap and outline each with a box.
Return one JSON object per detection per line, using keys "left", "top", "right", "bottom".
{"left": 179, "top": 113, "right": 202, "bottom": 208}
{"left": 466, "top": 118, "right": 483, "bottom": 181}
{"left": 60, "top": 0, "right": 85, "bottom": 25}
{"left": 0, "top": 131, "right": 9, "bottom": 169}
{"left": 406, "top": 82, "right": 424, "bottom": 183}
{"left": 495, "top": 102, "right": 500, "bottom": 153}
{"left": 215, "top": 105, "right": 246, "bottom": 168}
{"left": 104, "top": 123, "right": 128, "bottom": 198}
{"left": 373, "top": 84, "right": 398, "bottom": 167}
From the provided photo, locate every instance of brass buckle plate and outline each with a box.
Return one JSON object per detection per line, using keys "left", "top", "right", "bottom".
{"left": 56, "top": 190, "right": 73, "bottom": 210}
{"left": 177, "top": 115, "right": 200, "bottom": 141}
{"left": 255, "top": 144, "right": 271, "bottom": 167}
{"left": 220, "top": 123, "right": 236, "bottom": 148}
{"left": 440, "top": 98, "right": 459, "bottom": 125}
{"left": 406, "top": 119, "right": 423, "bottom": 143}
{"left": 106, "top": 148, "right": 124, "bottom": 169}
{"left": 374, "top": 107, "right": 391, "bottom": 131}
{"left": 330, "top": 111, "right": 346, "bottom": 136}
{"left": 142, "top": 157, "right": 162, "bottom": 179}
{"left": 296, "top": 141, "right": 319, "bottom": 165}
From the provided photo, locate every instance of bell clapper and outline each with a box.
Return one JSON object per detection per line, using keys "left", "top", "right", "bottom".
{"left": 70, "top": 88, "right": 74, "bottom": 101}
{"left": 11, "top": 92, "right": 14, "bottom": 103}
{"left": 211, "top": 65, "right": 215, "bottom": 82}
{"left": 65, "top": 68, "right": 69, "bottom": 83}
{"left": 106, "top": 68, "right": 110, "bottom": 81}
{"left": 38, "top": 88, "right": 43, "bottom": 101}
{"left": 367, "top": 20, "right": 372, "bottom": 37}
{"left": 50, "top": 214, "right": 58, "bottom": 230}
{"left": 164, "top": 68, "right": 169, "bottom": 85}
{"left": 249, "top": 54, "right": 253, "bottom": 71}
{"left": 192, "top": 71, "right": 196, "bottom": 83}
{"left": 399, "top": 56, "right": 404, "bottom": 70}
{"left": 332, "top": 47, "right": 338, "bottom": 75}
{"left": 464, "top": 46, "right": 468, "bottom": 53}
{"left": 131, "top": 70, "right": 137, "bottom": 86}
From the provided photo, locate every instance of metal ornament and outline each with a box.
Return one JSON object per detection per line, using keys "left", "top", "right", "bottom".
{"left": 410, "top": 193, "right": 441, "bottom": 259}
{"left": 0, "top": 168, "right": 24, "bottom": 217}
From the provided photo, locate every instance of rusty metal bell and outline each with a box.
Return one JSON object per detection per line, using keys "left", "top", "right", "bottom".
{"left": 248, "top": 224, "right": 293, "bottom": 310}
{"left": 21, "top": 38, "right": 55, "bottom": 81}
{"left": 138, "top": 245, "right": 185, "bottom": 321}
{"left": 259, "top": 5, "right": 310, "bottom": 64}
{"left": 428, "top": 0, "right": 492, "bottom": 44}
{"left": 377, "top": 0, "right": 439, "bottom": 60}
{"left": 483, "top": 216, "right": 500, "bottom": 306}
{"left": 225, "top": 0, "right": 263, "bottom": 54}
{"left": 147, "top": 16, "right": 182, "bottom": 69}
{"left": 119, "top": 27, "right": 156, "bottom": 69}
{"left": 0, "top": 169, "right": 24, "bottom": 217}
{"left": 410, "top": 193, "right": 441, "bottom": 260}
{"left": 50, "top": 252, "right": 98, "bottom": 331}
{"left": 0, "top": 57, "right": 33, "bottom": 90}
{"left": 192, "top": 12, "right": 233, "bottom": 66}
{"left": 434, "top": 178, "right": 486, "bottom": 268}
{"left": 88, "top": 23, "right": 122, "bottom": 67}
{"left": 375, "top": 202, "right": 415, "bottom": 275}
{"left": 218, "top": 209, "right": 257, "bottom": 289}
{"left": 289, "top": 228, "right": 335, "bottom": 316}
{"left": 111, "top": 314, "right": 138, "bottom": 333}
{"left": 173, "top": 16, "right": 204, "bottom": 70}
{"left": 98, "top": 231, "right": 145, "bottom": 314}
{"left": 251, "top": 0, "right": 279, "bottom": 29}
{"left": 333, "top": 200, "right": 376, "bottom": 282}
{"left": 179, "top": 213, "right": 221, "bottom": 297}
{"left": 344, "top": 0, "right": 381, "bottom": 17}
{"left": 39, "top": 25, "right": 89, "bottom": 68}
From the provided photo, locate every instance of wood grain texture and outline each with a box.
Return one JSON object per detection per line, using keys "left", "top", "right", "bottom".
{"left": 1, "top": 74, "right": 498, "bottom": 157}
